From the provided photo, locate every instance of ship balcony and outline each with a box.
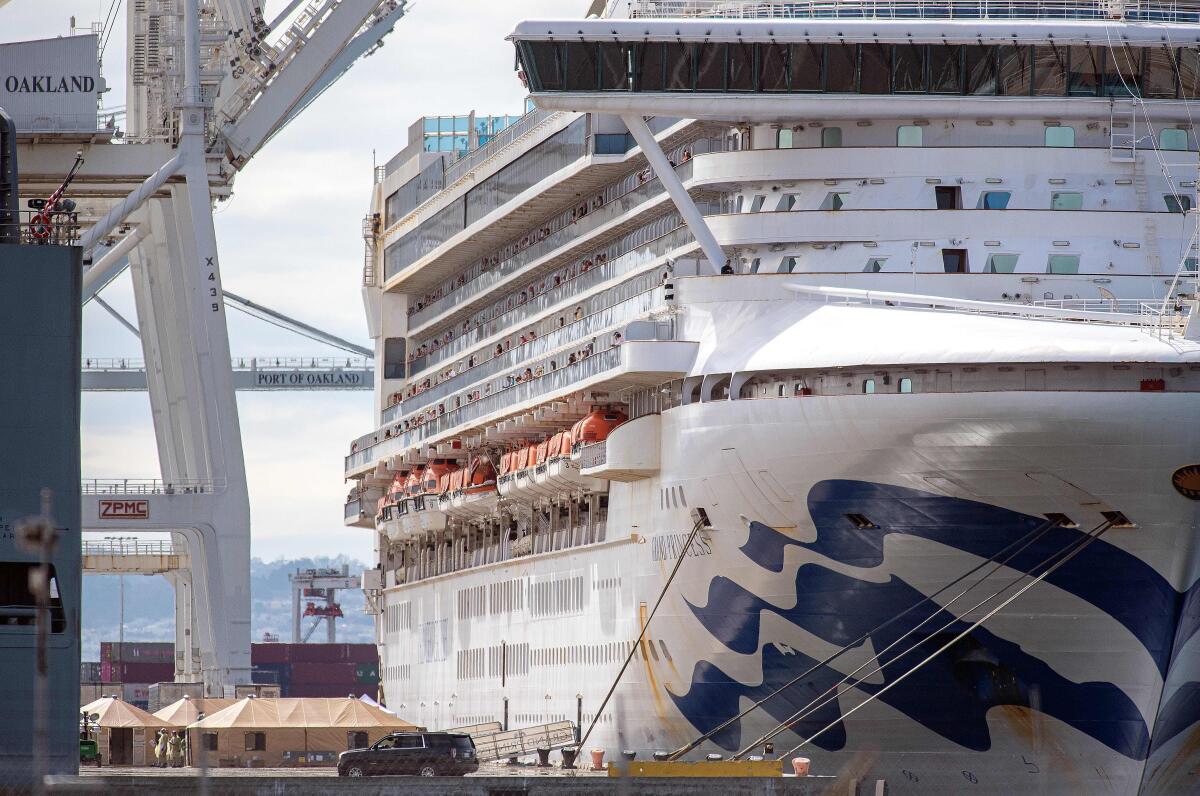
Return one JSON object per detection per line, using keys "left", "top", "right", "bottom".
{"left": 578, "top": 413, "right": 662, "bottom": 482}
{"left": 383, "top": 116, "right": 704, "bottom": 298}
{"left": 347, "top": 338, "right": 699, "bottom": 477}
{"left": 402, "top": 219, "right": 700, "bottom": 380}
{"left": 390, "top": 286, "right": 672, "bottom": 425}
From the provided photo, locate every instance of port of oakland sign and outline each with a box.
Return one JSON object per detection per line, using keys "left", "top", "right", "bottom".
{"left": 0, "top": 34, "right": 102, "bottom": 132}
{"left": 253, "top": 371, "right": 366, "bottom": 388}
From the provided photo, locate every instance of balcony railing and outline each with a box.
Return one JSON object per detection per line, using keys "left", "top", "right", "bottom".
{"left": 628, "top": 0, "right": 1200, "bottom": 22}
{"left": 348, "top": 346, "right": 624, "bottom": 472}
{"left": 390, "top": 284, "right": 668, "bottom": 422}
{"left": 81, "top": 478, "right": 223, "bottom": 495}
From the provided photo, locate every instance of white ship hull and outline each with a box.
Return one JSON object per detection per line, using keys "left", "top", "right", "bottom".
{"left": 380, "top": 388, "right": 1200, "bottom": 795}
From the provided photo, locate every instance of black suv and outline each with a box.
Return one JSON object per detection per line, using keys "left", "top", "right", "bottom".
{"left": 337, "top": 732, "right": 479, "bottom": 777}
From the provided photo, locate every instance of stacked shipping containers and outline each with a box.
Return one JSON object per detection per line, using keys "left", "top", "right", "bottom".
{"left": 250, "top": 643, "right": 379, "bottom": 698}
{"left": 99, "top": 642, "right": 174, "bottom": 708}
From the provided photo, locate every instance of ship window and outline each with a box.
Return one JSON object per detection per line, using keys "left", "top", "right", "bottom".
{"left": 825, "top": 44, "right": 856, "bottom": 92}
{"left": 778, "top": 194, "right": 798, "bottom": 211}
{"left": 821, "top": 127, "right": 842, "bottom": 148}
{"left": 635, "top": 42, "right": 666, "bottom": 91}
{"left": 665, "top": 42, "right": 695, "bottom": 91}
{"left": 760, "top": 43, "right": 789, "bottom": 92}
{"left": 986, "top": 253, "right": 1020, "bottom": 273}
{"left": 1165, "top": 194, "right": 1193, "bottom": 214}
{"left": 529, "top": 43, "right": 565, "bottom": 91}
{"left": 778, "top": 256, "right": 798, "bottom": 274}
{"left": 1160, "top": 129, "right": 1189, "bottom": 151}
{"left": 1045, "top": 126, "right": 1075, "bottom": 147}
{"left": 0, "top": 562, "right": 65, "bottom": 632}
{"left": 1103, "top": 42, "right": 1142, "bottom": 97}
{"left": 941, "top": 248, "right": 969, "bottom": 273}
{"left": 895, "top": 44, "right": 928, "bottom": 93}
{"left": 1145, "top": 47, "right": 1178, "bottom": 98}
{"left": 750, "top": 195, "right": 766, "bottom": 212}
{"left": 1185, "top": 257, "right": 1198, "bottom": 272}
{"left": 929, "top": 45, "right": 964, "bottom": 93}
{"left": 897, "top": 125, "right": 923, "bottom": 147}
{"left": 862, "top": 378, "right": 876, "bottom": 394}
{"left": 898, "top": 377, "right": 913, "bottom": 394}
{"left": 599, "top": 43, "right": 633, "bottom": 91}
{"left": 564, "top": 42, "right": 598, "bottom": 91}
{"left": 998, "top": 45, "right": 1032, "bottom": 95}
{"left": 1047, "top": 254, "right": 1080, "bottom": 274}
{"left": 696, "top": 43, "right": 725, "bottom": 91}
{"left": 860, "top": 44, "right": 891, "bottom": 94}
{"left": 821, "top": 192, "right": 849, "bottom": 210}
{"left": 934, "top": 186, "right": 962, "bottom": 209}
{"left": 864, "top": 257, "right": 887, "bottom": 272}
{"left": 1051, "top": 192, "right": 1082, "bottom": 210}
{"left": 965, "top": 45, "right": 998, "bottom": 95}
{"left": 749, "top": 257, "right": 762, "bottom": 273}
{"left": 728, "top": 42, "right": 756, "bottom": 91}
{"left": 791, "top": 43, "right": 823, "bottom": 91}
{"left": 1068, "top": 46, "right": 1102, "bottom": 96}
{"left": 1032, "top": 45, "right": 1068, "bottom": 96}
{"left": 978, "top": 191, "right": 1011, "bottom": 209}
{"left": 777, "top": 128, "right": 794, "bottom": 148}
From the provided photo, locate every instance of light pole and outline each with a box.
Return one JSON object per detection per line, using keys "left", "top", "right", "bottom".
{"left": 104, "top": 535, "right": 136, "bottom": 650}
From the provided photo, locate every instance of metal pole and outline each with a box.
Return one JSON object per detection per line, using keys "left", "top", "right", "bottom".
{"left": 621, "top": 114, "right": 723, "bottom": 274}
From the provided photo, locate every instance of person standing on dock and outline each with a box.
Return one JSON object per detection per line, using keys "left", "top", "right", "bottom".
{"left": 167, "top": 731, "right": 182, "bottom": 767}
{"left": 154, "top": 729, "right": 167, "bottom": 767}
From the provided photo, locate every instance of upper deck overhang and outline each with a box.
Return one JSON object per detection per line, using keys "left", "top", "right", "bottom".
{"left": 508, "top": 17, "right": 1200, "bottom": 46}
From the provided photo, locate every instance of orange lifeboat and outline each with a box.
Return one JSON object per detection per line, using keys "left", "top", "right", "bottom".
{"left": 558, "top": 430, "right": 574, "bottom": 457}
{"left": 468, "top": 456, "right": 496, "bottom": 490}
{"left": 424, "top": 459, "right": 454, "bottom": 494}
{"left": 386, "top": 471, "right": 408, "bottom": 505}
{"left": 405, "top": 467, "right": 424, "bottom": 497}
{"left": 514, "top": 446, "right": 530, "bottom": 471}
{"left": 449, "top": 468, "right": 465, "bottom": 493}
{"left": 534, "top": 439, "right": 549, "bottom": 465}
{"left": 576, "top": 407, "right": 627, "bottom": 445}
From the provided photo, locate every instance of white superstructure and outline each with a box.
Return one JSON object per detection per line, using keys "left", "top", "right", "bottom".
{"left": 346, "top": 2, "right": 1200, "bottom": 792}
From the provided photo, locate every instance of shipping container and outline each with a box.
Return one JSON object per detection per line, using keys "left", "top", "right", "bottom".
{"left": 111, "top": 661, "right": 174, "bottom": 684}
{"left": 286, "top": 682, "right": 373, "bottom": 699}
{"left": 354, "top": 663, "right": 379, "bottom": 682}
{"left": 288, "top": 661, "right": 358, "bottom": 685}
{"left": 100, "top": 641, "right": 174, "bottom": 663}
{"left": 250, "top": 642, "right": 290, "bottom": 665}
{"left": 232, "top": 684, "right": 280, "bottom": 699}
{"left": 80, "top": 662, "right": 101, "bottom": 682}
{"left": 147, "top": 681, "right": 202, "bottom": 713}
{"left": 80, "top": 682, "right": 120, "bottom": 706}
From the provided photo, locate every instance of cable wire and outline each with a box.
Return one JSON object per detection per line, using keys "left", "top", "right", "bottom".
{"left": 774, "top": 520, "right": 1112, "bottom": 760}
{"left": 578, "top": 515, "right": 707, "bottom": 750}
{"left": 669, "top": 515, "right": 1063, "bottom": 760}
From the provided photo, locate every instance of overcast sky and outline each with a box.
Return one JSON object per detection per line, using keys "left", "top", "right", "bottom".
{"left": 2, "top": 0, "right": 570, "bottom": 561}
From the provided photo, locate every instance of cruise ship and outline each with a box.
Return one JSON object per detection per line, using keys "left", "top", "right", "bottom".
{"left": 344, "top": 2, "right": 1200, "bottom": 792}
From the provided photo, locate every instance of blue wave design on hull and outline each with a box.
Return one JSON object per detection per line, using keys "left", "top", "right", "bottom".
{"left": 669, "top": 479, "right": 1199, "bottom": 762}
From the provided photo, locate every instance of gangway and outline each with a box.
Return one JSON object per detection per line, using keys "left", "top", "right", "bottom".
{"left": 82, "top": 356, "right": 373, "bottom": 391}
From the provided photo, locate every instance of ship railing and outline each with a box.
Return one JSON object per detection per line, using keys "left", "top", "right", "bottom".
{"left": 389, "top": 284, "right": 668, "bottom": 422}
{"left": 81, "top": 478, "right": 225, "bottom": 495}
{"left": 626, "top": 0, "right": 1200, "bottom": 23}
{"left": 405, "top": 214, "right": 702, "bottom": 378}
{"left": 404, "top": 142, "right": 712, "bottom": 332}
{"left": 0, "top": 210, "right": 82, "bottom": 247}
{"left": 442, "top": 108, "right": 560, "bottom": 187}
{"left": 789, "top": 284, "right": 1192, "bottom": 332}
{"left": 81, "top": 356, "right": 371, "bottom": 370}
{"left": 348, "top": 347, "right": 625, "bottom": 471}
